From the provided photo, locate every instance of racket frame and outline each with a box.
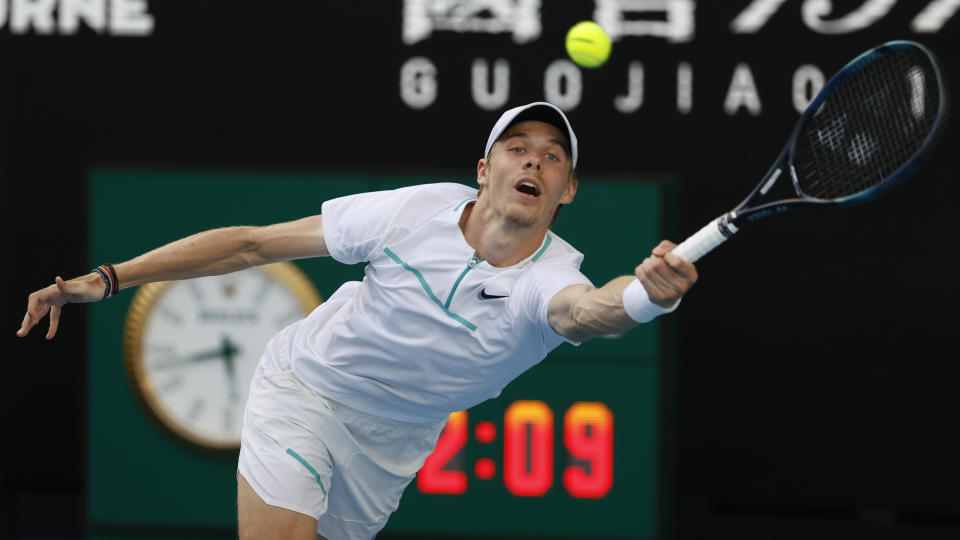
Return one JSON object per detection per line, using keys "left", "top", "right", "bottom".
{"left": 674, "top": 40, "right": 949, "bottom": 263}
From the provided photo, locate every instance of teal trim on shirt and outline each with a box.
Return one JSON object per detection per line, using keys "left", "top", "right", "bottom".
{"left": 384, "top": 247, "right": 478, "bottom": 331}
{"left": 532, "top": 234, "right": 552, "bottom": 261}
{"left": 445, "top": 253, "right": 483, "bottom": 309}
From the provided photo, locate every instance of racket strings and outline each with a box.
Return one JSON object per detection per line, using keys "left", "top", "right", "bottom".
{"left": 794, "top": 47, "right": 941, "bottom": 201}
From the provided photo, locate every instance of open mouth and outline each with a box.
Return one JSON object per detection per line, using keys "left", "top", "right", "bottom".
{"left": 515, "top": 181, "right": 540, "bottom": 198}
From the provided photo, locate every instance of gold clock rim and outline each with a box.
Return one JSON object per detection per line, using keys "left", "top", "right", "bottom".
{"left": 122, "top": 261, "right": 323, "bottom": 451}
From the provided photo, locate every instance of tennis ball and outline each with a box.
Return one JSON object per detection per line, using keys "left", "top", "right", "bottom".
{"left": 565, "top": 21, "right": 611, "bottom": 69}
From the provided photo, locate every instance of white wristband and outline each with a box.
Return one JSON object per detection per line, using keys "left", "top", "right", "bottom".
{"left": 622, "top": 279, "right": 679, "bottom": 323}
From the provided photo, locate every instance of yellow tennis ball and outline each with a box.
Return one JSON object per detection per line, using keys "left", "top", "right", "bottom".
{"left": 565, "top": 21, "right": 611, "bottom": 69}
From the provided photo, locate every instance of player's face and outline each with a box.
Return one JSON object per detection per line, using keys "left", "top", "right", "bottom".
{"left": 478, "top": 120, "right": 577, "bottom": 230}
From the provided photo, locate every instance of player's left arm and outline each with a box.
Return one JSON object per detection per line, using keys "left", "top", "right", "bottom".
{"left": 548, "top": 241, "right": 697, "bottom": 342}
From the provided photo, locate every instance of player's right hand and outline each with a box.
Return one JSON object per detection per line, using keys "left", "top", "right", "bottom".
{"left": 634, "top": 240, "right": 698, "bottom": 309}
{"left": 17, "top": 274, "right": 104, "bottom": 340}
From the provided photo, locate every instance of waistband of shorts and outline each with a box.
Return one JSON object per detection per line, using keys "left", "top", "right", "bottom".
{"left": 256, "top": 368, "right": 446, "bottom": 432}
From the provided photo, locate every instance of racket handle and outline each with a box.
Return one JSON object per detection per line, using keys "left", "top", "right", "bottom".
{"left": 672, "top": 215, "right": 737, "bottom": 263}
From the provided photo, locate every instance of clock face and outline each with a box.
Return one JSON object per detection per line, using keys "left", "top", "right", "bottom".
{"left": 124, "top": 262, "right": 321, "bottom": 450}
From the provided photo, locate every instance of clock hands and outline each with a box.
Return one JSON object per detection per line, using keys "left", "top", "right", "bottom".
{"left": 152, "top": 335, "right": 243, "bottom": 409}
{"left": 219, "top": 335, "right": 241, "bottom": 403}
{"left": 152, "top": 336, "right": 242, "bottom": 371}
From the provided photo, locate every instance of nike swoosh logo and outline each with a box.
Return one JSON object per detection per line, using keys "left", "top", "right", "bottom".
{"left": 480, "top": 289, "right": 508, "bottom": 300}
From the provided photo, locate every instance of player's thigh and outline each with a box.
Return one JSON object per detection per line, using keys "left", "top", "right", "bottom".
{"left": 238, "top": 472, "right": 323, "bottom": 540}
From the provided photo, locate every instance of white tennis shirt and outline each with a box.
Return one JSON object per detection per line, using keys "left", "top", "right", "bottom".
{"left": 264, "top": 183, "right": 595, "bottom": 423}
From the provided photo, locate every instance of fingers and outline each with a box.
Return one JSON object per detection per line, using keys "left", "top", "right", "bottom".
{"left": 635, "top": 245, "right": 698, "bottom": 306}
{"left": 18, "top": 289, "right": 46, "bottom": 338}
{"left": 636, "top": 257, "right": 684, "bottom": 299}
{"left": 651, "top": 240, "right": 677, "bottom": 257}
{"left": 47, "top": 305, "right": 62, "bottom": 340}
{"left": 17, "top": 278, "right": 67, "bottom": 339}
{"left": 17, "top": 311, "right": 35, "bottom": 337}
{"left": 633, "top": 258, "right": 670, "bottom": 305}
{"left": 651, "top": 240, "right": 698, "bottom": 281}
{"left": 663, "top": 252, "right": 698, "bottom": 282}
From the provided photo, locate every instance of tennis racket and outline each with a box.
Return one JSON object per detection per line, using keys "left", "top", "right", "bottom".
{"left": 673, "top": 40, "right": 949, "bottom": 263}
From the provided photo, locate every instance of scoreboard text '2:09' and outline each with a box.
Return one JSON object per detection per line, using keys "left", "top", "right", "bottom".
{"left": 417, "top": 400, "right": 614, "bottom": 499}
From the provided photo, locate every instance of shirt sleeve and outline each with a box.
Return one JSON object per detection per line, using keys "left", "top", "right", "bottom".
{"left": 513, "top": 261, "right": 594, "bottom": 350}
{"left": 321, "top": 185, "right": 423, "bottom": 264}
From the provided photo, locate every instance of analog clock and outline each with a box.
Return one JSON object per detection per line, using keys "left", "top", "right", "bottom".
{"left": 123, "top": 262, "right": 322, "bottom": 451}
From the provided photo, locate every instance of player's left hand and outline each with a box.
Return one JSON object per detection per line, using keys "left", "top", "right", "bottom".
{"left": 635, "top": 240, "right": 698, "bottom": 309}
{"left": 18, "top": 274, "right": 104, "bottom": 339}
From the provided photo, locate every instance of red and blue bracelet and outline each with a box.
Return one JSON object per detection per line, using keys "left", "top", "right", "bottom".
{"left": 92, "top": 263, "right": 119, "bottom": 299}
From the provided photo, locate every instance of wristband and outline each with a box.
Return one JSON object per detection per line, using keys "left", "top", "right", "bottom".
{"left": 621, "top": 278, "right": 679, "bottom": 323}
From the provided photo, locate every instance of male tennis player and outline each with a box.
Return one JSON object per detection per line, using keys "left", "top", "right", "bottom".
{"left": 18, "top": 102, "right": 697, "bottom": 540}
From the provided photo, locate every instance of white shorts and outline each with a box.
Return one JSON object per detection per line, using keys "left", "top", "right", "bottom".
{"left": 238, "top": 367, "right": 447, "bottom": 540}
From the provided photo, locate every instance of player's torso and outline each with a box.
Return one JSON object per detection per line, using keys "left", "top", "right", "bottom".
{"left": 291, "top": 187, "right": 567, "bottom": 423}
{"left": 356, "top": 207, "right": 536, "bottom": 371}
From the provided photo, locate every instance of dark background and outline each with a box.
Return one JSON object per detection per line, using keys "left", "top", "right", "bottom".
{"left": 5, "top": 1, "right": 959, "bottom": 539}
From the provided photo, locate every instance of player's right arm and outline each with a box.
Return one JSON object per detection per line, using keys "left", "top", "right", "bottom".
{"left": 547, "top": 240, "right": 696, "bottom": 343}
{"left": 17, "top": 215, "right": 328, "bottom": 339}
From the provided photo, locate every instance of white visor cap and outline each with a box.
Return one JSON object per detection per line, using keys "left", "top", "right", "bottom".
{"left": 483, "top": 102, "right": 578, "bottom": 169}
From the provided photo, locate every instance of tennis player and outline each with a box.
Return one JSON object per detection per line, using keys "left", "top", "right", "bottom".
{"left": 18, "top": 102, "right": 697, "bottom": 540}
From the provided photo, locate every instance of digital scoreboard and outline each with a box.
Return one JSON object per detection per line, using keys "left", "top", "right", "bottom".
{"left": 385, "top": 359, "right": 663, "bottom": 539}
{"left": 423, "top": 402, "right": 614, "bottom": 500}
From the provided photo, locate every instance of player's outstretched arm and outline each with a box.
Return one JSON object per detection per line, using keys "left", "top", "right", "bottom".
{"left": 17, "top": 215, "right": 328, "bottom": 339}
{"left": 548, "top": 240, "right": 697, "bottom": 343}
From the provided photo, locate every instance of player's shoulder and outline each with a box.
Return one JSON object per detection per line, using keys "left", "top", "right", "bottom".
{"left": 531, "top": 230, "right": 584, "bottom": 268}
{"left": 395, "top": 182, "right": 476, "bottom": 210}
{"left": 377, "top": 181, "right": 475, "bottom": 206}
{"left": 384, "top": 182, "right": 477, "bottom": 228}
{"left": 510, "top": 231, "right": 592, "bottom": 317}
{"left": 404, "top": 182, "right": 477, "bottom": 204}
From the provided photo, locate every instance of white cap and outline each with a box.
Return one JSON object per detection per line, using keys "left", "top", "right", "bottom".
{"left": 484, "top": 102, "right": 578, "bottom": 169}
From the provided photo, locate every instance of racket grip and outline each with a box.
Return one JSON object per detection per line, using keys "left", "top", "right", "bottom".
{"left": 672, "top": 215, "right": 736, "bottom": 263}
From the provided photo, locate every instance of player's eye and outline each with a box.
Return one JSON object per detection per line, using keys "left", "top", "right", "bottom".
{"left": 510, "top": 147, "right": 525, "bottom": 153}
{"left": 546, "top": 153, "right": 558, "bottom": 161}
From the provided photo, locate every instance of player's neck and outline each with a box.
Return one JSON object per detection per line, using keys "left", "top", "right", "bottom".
{"left": 459, "top": 200, "right": 549, "bottom": 267}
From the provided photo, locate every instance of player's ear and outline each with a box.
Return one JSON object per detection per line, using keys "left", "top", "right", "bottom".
{"left": 560, "top": 174, "right": 578, "bottom": 204}
{"left": 477, "top": 158, "right": 490, "bottom": 188}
